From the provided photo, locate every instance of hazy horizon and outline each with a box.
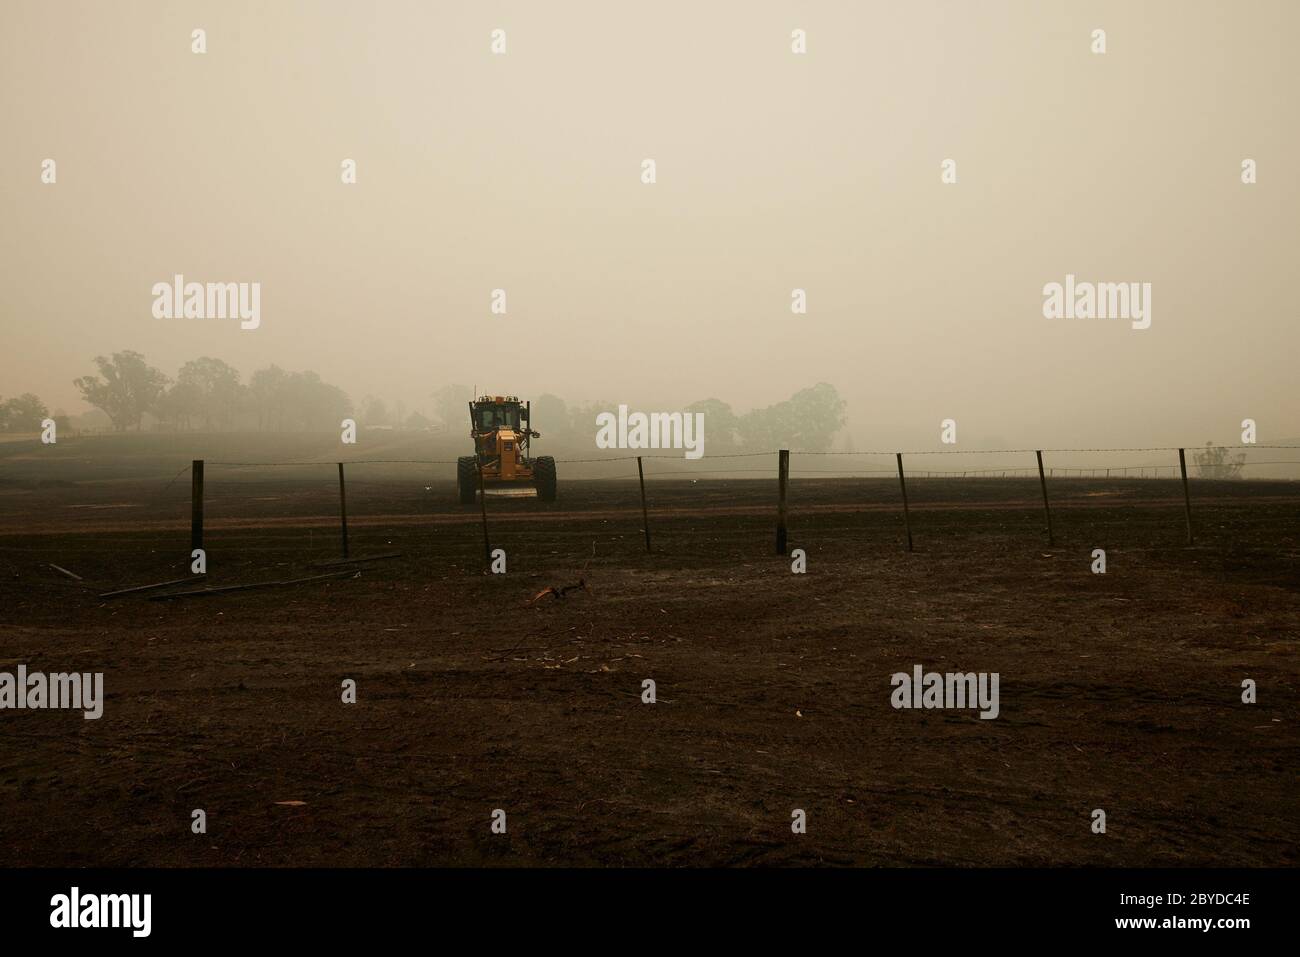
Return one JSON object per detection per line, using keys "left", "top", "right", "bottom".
{"left": 3, "top": 0, "right": 1297, "bottom": 452}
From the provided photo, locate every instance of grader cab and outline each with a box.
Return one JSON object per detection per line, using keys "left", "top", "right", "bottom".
{"left": 457, "top": 395, "right": 557, "bottom": 503}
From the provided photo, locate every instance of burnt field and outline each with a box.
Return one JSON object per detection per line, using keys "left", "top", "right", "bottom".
{"left": 0, "top": 472, "right": 1297, "bottom": 867}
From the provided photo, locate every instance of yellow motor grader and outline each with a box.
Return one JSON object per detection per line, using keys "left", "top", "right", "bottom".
{"left": 457, "top": 395, "right": 557, "bottom": 503}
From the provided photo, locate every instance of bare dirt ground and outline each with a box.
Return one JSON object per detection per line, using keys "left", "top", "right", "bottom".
{"left": 0, "top": 472, "right": 1297, "bottom": 867}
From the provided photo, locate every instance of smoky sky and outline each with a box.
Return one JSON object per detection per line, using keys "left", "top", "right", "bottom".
{"left": 2, "top": 0, "right": 1297, "bottom": 450}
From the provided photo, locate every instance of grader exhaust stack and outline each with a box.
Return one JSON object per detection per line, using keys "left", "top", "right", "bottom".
{"left": 457, "top": 394, "right": 557, "bottom": 503}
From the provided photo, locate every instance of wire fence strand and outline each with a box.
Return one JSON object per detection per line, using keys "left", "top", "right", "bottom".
{"left": 195, "top": 445, "right": 1300, "bottom": 469}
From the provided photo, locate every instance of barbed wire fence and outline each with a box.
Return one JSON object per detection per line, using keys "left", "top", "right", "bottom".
{"left": 7, "top": 442, "right": 1297, "bottom": 593}
{"left": 159, "top": 445, "right": 1300, "bottom": 567}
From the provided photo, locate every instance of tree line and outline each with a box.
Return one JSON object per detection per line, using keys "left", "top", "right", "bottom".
{"left": 71, "top": 351, "right": 353, "bottom": 432}
{"left": 433, "top": 382, "right": 848, "bottom": 452}
{"left": 11, "top": 352, "right": 847, "bottom": 449}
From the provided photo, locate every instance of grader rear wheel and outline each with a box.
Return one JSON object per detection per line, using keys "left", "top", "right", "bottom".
{"left": 533, "top": 456, "right": 557, "bottom": 501}
{"left": 457, "top": 456, "right": 478, "bottom": 504}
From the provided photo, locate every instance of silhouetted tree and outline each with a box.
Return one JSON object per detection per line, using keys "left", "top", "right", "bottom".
{"left": 73, "top": 351, "right": 169, "bottom": 431}
{"left": 0, "top": 393, "right": 49, "bottom": 431}
{"left": 248, "top": 365, "right": 290, "bottom": 430}
{"left": 173, "top": 357, "right": 244, "bottom": 430}
{"left": 283, "top": 370, "right": 352, "bottom": 431}
{"left": 684, "top": 398, "right": 739, "bottom": 453}
{"left": 242, "top": 365, "right": 351, "bottom": 431}
{"left": 737, "top": 383, "right": 846, "bottom": 451}
{"left": 1193, "top": 442, "right": 1246, "bottom": 479}
{"left": 157, "top": 378, "right": 202, "bottom": 430}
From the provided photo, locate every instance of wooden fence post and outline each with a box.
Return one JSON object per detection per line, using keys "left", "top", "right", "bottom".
{"left": 637, "top": 456, "right": 652, "bottom": 553}
{"left": 337, "top": 463, "right": 350, "bottom": 559}
{"left": 477, "top": 462, "right": 492, "bottom": 566}
{"left": 775, "top": 450, "right": 789, "bottom": 555}
{"left": 1178, "top": 448, "right": 1193, "bottom": 545}
{"left": 1035, "top": 450, "right": 1054, "bottom": 545}
{"left": 896, "top": 453, "right": 913, "bottom": 552}
{"left": 190, "top": 459, "right": 204, "bottom": 553}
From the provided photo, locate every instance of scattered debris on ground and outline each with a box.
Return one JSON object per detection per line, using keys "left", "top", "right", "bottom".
{"left": 528, "top": 578, "right": 592, "bottom": 603}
